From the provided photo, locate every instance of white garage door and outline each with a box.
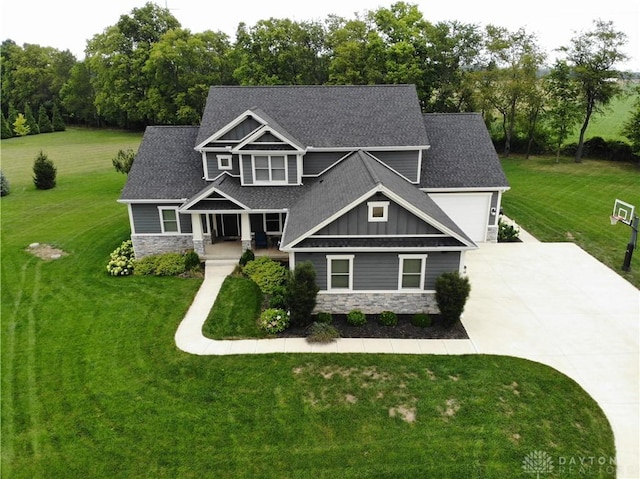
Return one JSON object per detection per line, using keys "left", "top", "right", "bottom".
{"left": 429, "top": 193, "right": 492, "bottom": 242}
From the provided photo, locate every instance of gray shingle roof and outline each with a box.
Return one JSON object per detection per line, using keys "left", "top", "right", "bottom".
{"left": 420, "top": 113, "right": 509, "bottom": 189}
{"left": 281, "top": 150, "right": 474, "bottom": 248}
{"left": 196, "top": 85, "right": 430, "bottom": 148}
{"left": 120, "top": 126, "right": 206, "bottom": 200}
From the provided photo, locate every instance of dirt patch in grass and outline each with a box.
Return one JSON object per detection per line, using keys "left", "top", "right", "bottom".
{"left": 280, "top": 314, "right": 468, "bottom": 340}
{"left": 25, "top": 243, "right": 68, "bottom": 261}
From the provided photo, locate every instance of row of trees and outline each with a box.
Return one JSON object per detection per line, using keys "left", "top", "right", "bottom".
{"left": 1, "top": 2, "right": 636, "bottom": 161}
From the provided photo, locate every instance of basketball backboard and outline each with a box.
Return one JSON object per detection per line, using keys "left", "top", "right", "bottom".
{"left": 611, "top": 199, "right": 635, "bottom": 225}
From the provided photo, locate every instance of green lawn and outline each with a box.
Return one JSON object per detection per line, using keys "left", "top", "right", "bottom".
{"left": 1, "top": 129, "right": 615, "bottom": 478}
{"left": 501, "top": 156, "right": 640, "bottom": 288}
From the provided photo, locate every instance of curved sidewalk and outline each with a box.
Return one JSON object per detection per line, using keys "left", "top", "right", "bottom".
{"left": 175, "top": 245, "right": 639, "bottom": 478}
{"left": 174, "top": 260, "right": 476, "bottom": 356}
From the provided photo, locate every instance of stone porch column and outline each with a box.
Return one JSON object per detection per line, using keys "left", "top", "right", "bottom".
{"left": 240, "top": 212, "right": 252, "bottom": 251}
{"left": 191, "top": 213, "right": 205, "bottom": 256}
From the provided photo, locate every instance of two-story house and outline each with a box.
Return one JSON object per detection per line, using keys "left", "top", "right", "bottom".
{"left": 119, "top": 84, "right": 509, "bottom": 313}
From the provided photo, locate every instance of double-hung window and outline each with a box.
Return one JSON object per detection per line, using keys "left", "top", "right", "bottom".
{"left": 327, "top": 255, "right": 354, "bottom": 290}
{"left": 264, "top": 213, "right": 284, "bottom": 233}
{"left": 398, "top": 255, "right": 427, "bottom": 290}
{"left": 253, "top": 155, "right": 287, "bottom": 183}
{"left": 159, "top": 207, "right": 180, "bottom": 233}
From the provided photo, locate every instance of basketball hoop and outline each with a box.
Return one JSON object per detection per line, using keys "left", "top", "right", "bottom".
{"left": 610, "top": 215, "right": 622, "bottom": 225}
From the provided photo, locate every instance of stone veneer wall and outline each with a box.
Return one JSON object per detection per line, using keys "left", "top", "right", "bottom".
{"left": 486, "top": 225, "right": 498, "bottom": 243}
{"left": 131, "top": 235, "right": 194, "bottom": 258}
{"left": 314, "top": 292, "right": 439, "bottom": 315}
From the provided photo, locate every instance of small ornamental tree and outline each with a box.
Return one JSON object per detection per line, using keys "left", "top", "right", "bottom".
{"left": 33, "top": 151, "right": 57, "bottom": 190}
{"left": 435, "top": 271, "right": 471, "bottom": 328}
{"left": 37, "top": 105, "right": 53, "bottom": 133}
{"left": 112, "top": 148, "right": 136, "bottom": 174}
{"left": 285, "top": 261, "right": 319, "bottom": 327}
{"left": 51, "top": 104, "right": 66, "bottom": 131}
{"left": 0, "top": 170, "right": 10, "bottom": 197}
{"left": 13, "top": 113, "right": 30, "bottom": 136}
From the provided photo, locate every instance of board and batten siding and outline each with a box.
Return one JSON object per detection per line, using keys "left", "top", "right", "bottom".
{"left": 296, "top": 251, "right": 460, "bottom": 291}
{"left": 130, "top": 203, "right": 192, "bottom": 234}
{"left": 314, "top": 194, "right": 441, "bottom": 236}
{"left": 370, "top": 150, "right": 420, "bottom": 183}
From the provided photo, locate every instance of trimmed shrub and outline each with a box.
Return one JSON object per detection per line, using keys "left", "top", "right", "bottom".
{"left": 306, "top": 322, "right": 340, "bottom": 343}
{"left": 239, "top": 249, "right": 255, "bottom": 267}
{"left": 0, "top": 170, "right": 9, "bottom": 197}
{"left": 258, "top": 308, "right": 289, "bottom": 334}
{"left": 243, "top": 257, "right": 289, "bottom": 295}
{"left": 268, "top": 285, "right": 287, "bottom": 309}
{"left": 285, "top": 261, "right": 319, "bottom": 327}
{"left": 33, "top": 150, "right": 57, "bottom": 190}
{"left": 346, "top": 309, "right": 367, "bottom": 326}
{"left": 435, "top": 272, "right": 471, "bottom": 328}
{"left": 316, "top": 312, "right": 333, "bottom": 324}
{"left": 378, "top": 310, "right": 398, "bottom": 327}
{"left": 184, "top": 250, "right": 201, "bottom": 271}
{"left": 134, "top": 253, "right": 186, "bottom": 276}
{"left": 106, "top": 240, "right": 135, "bottom": 276}
{"left": 498, "top": 218, "right": 520, "bottom": 242}
{"left": 411, "top": 313, "right": 432, "bottom": 328}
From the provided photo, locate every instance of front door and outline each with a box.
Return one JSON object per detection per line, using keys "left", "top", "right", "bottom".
{"left": 217, "top": 214, "right": 240, "bottom": 238}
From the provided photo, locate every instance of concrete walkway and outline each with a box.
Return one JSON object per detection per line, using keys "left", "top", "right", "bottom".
{"left": 175, "top": 243, "right": 639, "bottom": 478}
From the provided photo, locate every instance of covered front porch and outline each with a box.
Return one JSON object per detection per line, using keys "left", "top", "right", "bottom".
{"left": 203, "top": 239, "right": 289, "bottom": 261}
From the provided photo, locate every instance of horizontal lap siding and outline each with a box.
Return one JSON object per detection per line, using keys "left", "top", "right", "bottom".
{"left": 287, "top": 155, "right": 297, "bottom": 184}
{"left": 371, "top": 150, "right": 420, "bottom": 182}
{"left": 296, "top": 251, "right": 461, "bottom": 291}
{"left": 302, "top": 152, "right": 346, "bottom": 176}
{"left": 130, "top": 204, "right": 192, "bottom": 234}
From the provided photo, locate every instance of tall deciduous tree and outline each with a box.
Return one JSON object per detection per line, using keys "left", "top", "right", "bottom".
{"left": 233, "top": 18, "right": 328, "bottom": 85}
{"left": 560, "top": 20, "right": 629, "bottom": 163}
{"left": 544, "top": 60, "right": 583, "bottom": 162}
{"left": 86, "top": 2, "right": 180, "bottom": 127}
{"left": 142, "top": 28, "right": 233, "bottom": 124}
{"left": 60, "top": 61, "right": 97, "bottom": 126}
{"left": 477, "top": 25, "right": 545, "bottom": 156}
{"left": 621, "top": 85, "right": 640, "bottom": 156}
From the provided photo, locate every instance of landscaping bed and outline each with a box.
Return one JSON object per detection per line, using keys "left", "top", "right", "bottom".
{"left": 279, "top": 314, "right": 468, "bottom": 340}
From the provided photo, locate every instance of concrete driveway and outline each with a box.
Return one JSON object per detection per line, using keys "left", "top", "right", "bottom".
{"left": 462, "top": 242, "right": 639, "bottom": 478}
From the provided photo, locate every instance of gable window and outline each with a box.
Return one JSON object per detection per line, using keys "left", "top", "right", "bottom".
{"left": 368, "top": 201, "right": 389, "bottom": 222}
{"left": 217, "top": 154, "right": 233, "bottom": 170}
{"left": 398, "top": 254, "right": 427, "bottom": 290}
{"left": 327, "top": 255, "right": 354, "bottom": 290}
{"left": 253, "top": 155, "right": 287, "bottom": 183}
{"left": 159, "top": 207, "right": 180, "bottom": 233}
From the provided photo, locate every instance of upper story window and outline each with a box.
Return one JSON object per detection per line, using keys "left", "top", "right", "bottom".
{"left": 217, "top": 154, "right": 233, "bottom": 170}
{"left": 159, "top": 207, "right": 180, "bottom": 233}
{"left": 253, "top": 155, "right": 287, "bottom": 184}
{"left": 368, "top": 201, "right": 389, "bottom": 222}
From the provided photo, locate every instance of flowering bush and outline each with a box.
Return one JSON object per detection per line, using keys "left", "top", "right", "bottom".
{"left": 258, "top": 308, "right": 290, "bottom": 334}
{"left": 106, "top": 240, "right": 135, "bottom": 276}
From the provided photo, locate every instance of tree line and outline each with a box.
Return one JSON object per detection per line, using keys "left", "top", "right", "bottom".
{"left": 1, "top": 1, "right": 637, "bottom": 162}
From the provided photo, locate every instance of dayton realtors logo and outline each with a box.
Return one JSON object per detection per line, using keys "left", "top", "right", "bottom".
{"left": 522, "top": 450, "right": 554, "bottom": 478}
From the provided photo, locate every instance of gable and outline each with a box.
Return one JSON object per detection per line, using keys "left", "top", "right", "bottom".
{"left": 218, "top": 116, "right": 262, "bottom": 142}
{"left": 314, "top": 193, "right": 443, "bottom": 236}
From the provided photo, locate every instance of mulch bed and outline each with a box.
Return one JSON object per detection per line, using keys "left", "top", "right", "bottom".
{"left": 278, "top": 314, "right": 468, "bottom": 340}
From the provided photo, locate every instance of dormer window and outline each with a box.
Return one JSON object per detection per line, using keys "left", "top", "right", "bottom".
{"left": 368, "top": 201, "right": 389, "bottom": 222}
{"left": 217, "top": 154, "right": 233, "bottom": 170}
{"left": 253, "top": 155, "right": 287, "bottom": 184}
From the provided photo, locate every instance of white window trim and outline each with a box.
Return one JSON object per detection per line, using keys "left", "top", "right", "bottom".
{"left": 158, "top": 207, "right": 181, "bottom": 234}
{"left": 327, "top": 255, "right": 354, "bottom": 291}
{"left": 264, "top": 213, "right": 285, "bottom": 234}
{"left": 368, "top": 201, "right": 389, "bottom": 222}
{"left": 251, "top": 154, "right": 288, "bottom": 185}
{"left": 217, "top": 154, "right": 233, "bottom": 171}
{"left": 398, "top": 254, "right": 427, "bottom": 290}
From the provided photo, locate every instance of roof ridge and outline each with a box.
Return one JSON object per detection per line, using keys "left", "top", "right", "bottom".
{"left": 359, "top": 151, "right": 381, "bottom": 185}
